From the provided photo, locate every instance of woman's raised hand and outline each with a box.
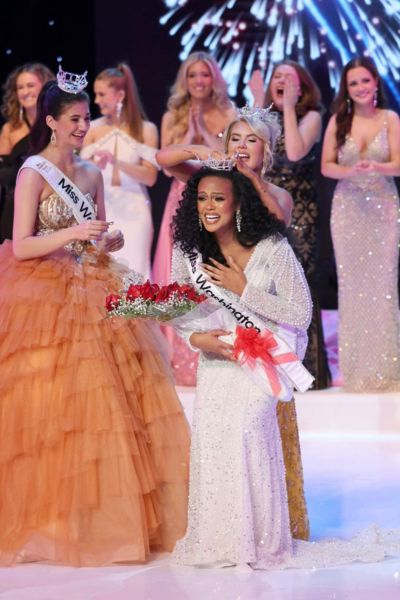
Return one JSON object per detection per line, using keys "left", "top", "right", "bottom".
{"left": 282, "top": 74, "right": 300, "bottom": 110}
{"left": 202, "top": 256, "right": 247, "bottom": 296}
{"left": 248, "top": 70, "right": 266, "bottom": 106}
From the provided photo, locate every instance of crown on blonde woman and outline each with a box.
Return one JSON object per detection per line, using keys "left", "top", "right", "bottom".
{"left": 236, "top": 103, "right": 277, "bottom": 124}
{"left": 57, "top": 65, "right": 88, "bottom": 94}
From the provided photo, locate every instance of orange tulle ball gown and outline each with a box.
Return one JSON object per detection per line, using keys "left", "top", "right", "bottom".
{"left": 0, "top": 194, "right": 190, "bottom": 567}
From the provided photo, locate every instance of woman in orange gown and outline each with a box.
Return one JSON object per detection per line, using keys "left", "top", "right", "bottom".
{"left": 0, "top": 77, "right": 190, "bottom": 566}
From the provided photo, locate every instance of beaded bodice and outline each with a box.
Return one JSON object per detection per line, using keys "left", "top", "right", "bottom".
{"left": 337, "top": 120, "right": 396, "bottom": 194}
{"left": 35, "top": 193, "right": 96, "bottom": 257}
{"left": 338, "top": 122, "right": 389, "bottom": 166}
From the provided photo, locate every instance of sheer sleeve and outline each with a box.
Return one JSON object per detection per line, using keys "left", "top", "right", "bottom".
{"left": 171, "top": 245, "right": 200, "bottom": 352}
{"left": 240, "top": 238, "right": 312, "bottom": 330}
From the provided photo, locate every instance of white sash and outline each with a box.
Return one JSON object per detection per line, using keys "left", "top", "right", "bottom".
{"left": 184, "top": 250, "right": 314, "bottom": 399}
{"left": 21, "top": 155, "right": 96, "bottom": 223}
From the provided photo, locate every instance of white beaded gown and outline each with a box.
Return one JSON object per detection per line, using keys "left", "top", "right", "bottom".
{"left": 171, "top": 236, "right": 312, "bottom": 568}
{"left": 81, "top": 126, "right": 157, "bottom": 278}
{"left": 171, "top": 235, "right": 400, "bottom": 570}
{"left": 331, "top": 116, "right": 400, "bottom": 391}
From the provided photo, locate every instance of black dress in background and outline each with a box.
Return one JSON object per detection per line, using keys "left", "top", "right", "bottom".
{"left": 0, "top": 134, "right": 30, "bottom": 243}
{"left": 268, "top": 112, "right": 330, "bottom": 389}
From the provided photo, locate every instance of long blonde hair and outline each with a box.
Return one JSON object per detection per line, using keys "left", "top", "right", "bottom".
{"left": 223, "top": 115, "right": 281, "bottom": 178}
{"left": 1, "top": 62, "right": 54, "bottom": 130}
{"left": 96, "top": 63, "right": 147, "bottom": 141}
{"left": 167, "top": 52, "right": 232, "bottom": 143}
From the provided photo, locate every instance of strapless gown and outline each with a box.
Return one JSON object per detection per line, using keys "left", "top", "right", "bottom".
{"left": 0, "top": 193, "right": 190, "bottom": 566}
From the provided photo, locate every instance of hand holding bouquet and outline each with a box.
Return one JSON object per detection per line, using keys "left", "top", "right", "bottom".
{"left": 105, "top": 280, "right": 206, "bottom": 321}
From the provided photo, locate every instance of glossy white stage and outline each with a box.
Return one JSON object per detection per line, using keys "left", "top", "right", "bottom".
{"left": 1, "top": 386, "right": 399, "bottom": 600}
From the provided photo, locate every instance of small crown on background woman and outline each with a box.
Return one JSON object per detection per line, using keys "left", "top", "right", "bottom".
{"left": 57, "top": 65, "right": 88, "bottom": 94}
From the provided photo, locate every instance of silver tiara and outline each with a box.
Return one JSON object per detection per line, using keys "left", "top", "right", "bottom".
{"left": 236, "top": 103, "right": 276, "bottom": 124}
{"left": 201, "top": 155, "right": 235, "bottom": 171}
{"left": 236, "top": 103, "right": 281, "bottom": 149}
{"left": 57, "top": 65, "right": 88, "bottom": 94}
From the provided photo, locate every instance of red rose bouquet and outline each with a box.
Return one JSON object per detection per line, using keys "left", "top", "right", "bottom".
{"left": 105, "top": 280, "right": 206, "bottom": 321}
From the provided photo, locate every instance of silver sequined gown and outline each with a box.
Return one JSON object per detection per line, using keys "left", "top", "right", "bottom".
{"left": 171, "top": 236, "right": 312, "bottom": 568}
{"left": 331, "top": 120, "right": 400, "bottom": 391}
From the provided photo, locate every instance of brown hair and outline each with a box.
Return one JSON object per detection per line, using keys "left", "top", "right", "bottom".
{"left": 1, "top": 62, "right": 54, "bottom": 130}
{"left": 96, "top": 62, "right": 147, "bottom": 141}
{"left": 331, "top": 56, "right": 385, "bottom": 149}
{"left": 265, "top": 60, "right": 322, "bottom": 118}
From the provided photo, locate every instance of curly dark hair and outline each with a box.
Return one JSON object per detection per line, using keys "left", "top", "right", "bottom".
{"left": 332, "top": 57, "right": 386, "bottom": 149}
{"left": 172, "top": 167, "right": 286, "bottom": 265}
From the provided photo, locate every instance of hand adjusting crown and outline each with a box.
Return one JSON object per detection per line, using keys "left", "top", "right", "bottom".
{"left": 57, "top": 65, "right": 88, "bottom": 94}
{"left": 200, "top": 153, "right": 235, "bottom": 171}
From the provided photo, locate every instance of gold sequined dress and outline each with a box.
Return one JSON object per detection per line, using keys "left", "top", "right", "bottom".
{"left": 0, "top": 192, "right": 190, "bottom": 566}
{"left": 331, "top": 118, "right": 400, "bottom": 391}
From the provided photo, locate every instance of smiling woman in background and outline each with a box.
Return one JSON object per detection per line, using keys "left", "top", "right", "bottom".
{"left": 81, "top": 63, "right": 158, "bottom": 277}
{"left": 0, "top": 62, "right": 54, "bottom": 242}
{"left": 152, "top": 51, "right": 236, "bottom": 385}
{"left": 321, "top": 56, "right": 400, "bottom": 391}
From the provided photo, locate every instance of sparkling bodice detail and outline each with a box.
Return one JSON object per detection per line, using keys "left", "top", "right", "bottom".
{"left": 35, "top": 193, "right": 96, "bottom": 257}
{"left": 337, "top": 119, "right": 394, "bottom": 193}
{"left": 172, "top": 236, "right": 312, "bottom": 358}
{"left": 339, "top": 127, "right": 389, "bottom": 165}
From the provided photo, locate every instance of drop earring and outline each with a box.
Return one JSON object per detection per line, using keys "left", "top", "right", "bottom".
{"left": 116, "top": 100, "right": 123, "bottom": 121}
{"left": 346, "top": 97, "right": 352, "bottom": 115}
{"left": 50, "top": 130, "right": 57, "bottom": 145}
{"left": 198, "top": 216, "right": 203, "bottom": 231}
{"left": 373, "top": 88, "right": 378, "bottom": 108}
{"left": 19, "top": 105, "right": 23, "bottom": 123}
{"left": 235, "top": 209, "right": 242, "bottom": 233}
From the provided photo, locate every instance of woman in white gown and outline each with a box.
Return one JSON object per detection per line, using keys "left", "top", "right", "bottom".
{"left": 81, "top": 63, "right": 158, "bottom": 278}
{"left": 171, "top": 166, "right": 309, "bottom": 567}
{"left": 170, "top": 166, "right": 400, "bottom": 569}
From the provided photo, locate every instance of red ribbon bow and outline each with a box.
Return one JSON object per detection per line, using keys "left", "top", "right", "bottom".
{"left": 232, "top": 326, "right": 298, "bottom": 397}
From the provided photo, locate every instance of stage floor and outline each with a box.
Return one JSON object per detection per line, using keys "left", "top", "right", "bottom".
{"left": 1, "top": 387, "right": 400, "bottom": 599}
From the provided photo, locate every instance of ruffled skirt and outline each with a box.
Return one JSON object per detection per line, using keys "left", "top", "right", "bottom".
{"left": 0, "top": 242, "right": 190, "bottom": 566}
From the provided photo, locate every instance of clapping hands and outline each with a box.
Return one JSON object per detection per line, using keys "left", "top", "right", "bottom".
{"left": 92, "top": 150, "right": 115, "bottom": 170}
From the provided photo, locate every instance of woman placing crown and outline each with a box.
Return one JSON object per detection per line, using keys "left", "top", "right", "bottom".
{"left": 81, "top": 63, "right": 158, "bottom": 278}
{"left": 0, "top": 71, "right": 190, "bottom": 566}
{"left": 249, "top": 61, "right": 330, "bottom": 390}
{"left": 156, "top": 109, "right": 310, "bottom": 542}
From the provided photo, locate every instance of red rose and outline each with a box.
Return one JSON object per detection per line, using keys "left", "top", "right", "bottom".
{"left": 141, "top": 280, "right": 159, "bottom": 301}
{"left": 194, "top": 293, "right": 206, "bottom": 304}
{"left": 126, "top": 285, "right": 142, "bottom": 301}
{"left": 155, "top": 286, "right": 172, "bottom": 302}
{"left": 105, "top": 294, "right": 122, "bottom": 312}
